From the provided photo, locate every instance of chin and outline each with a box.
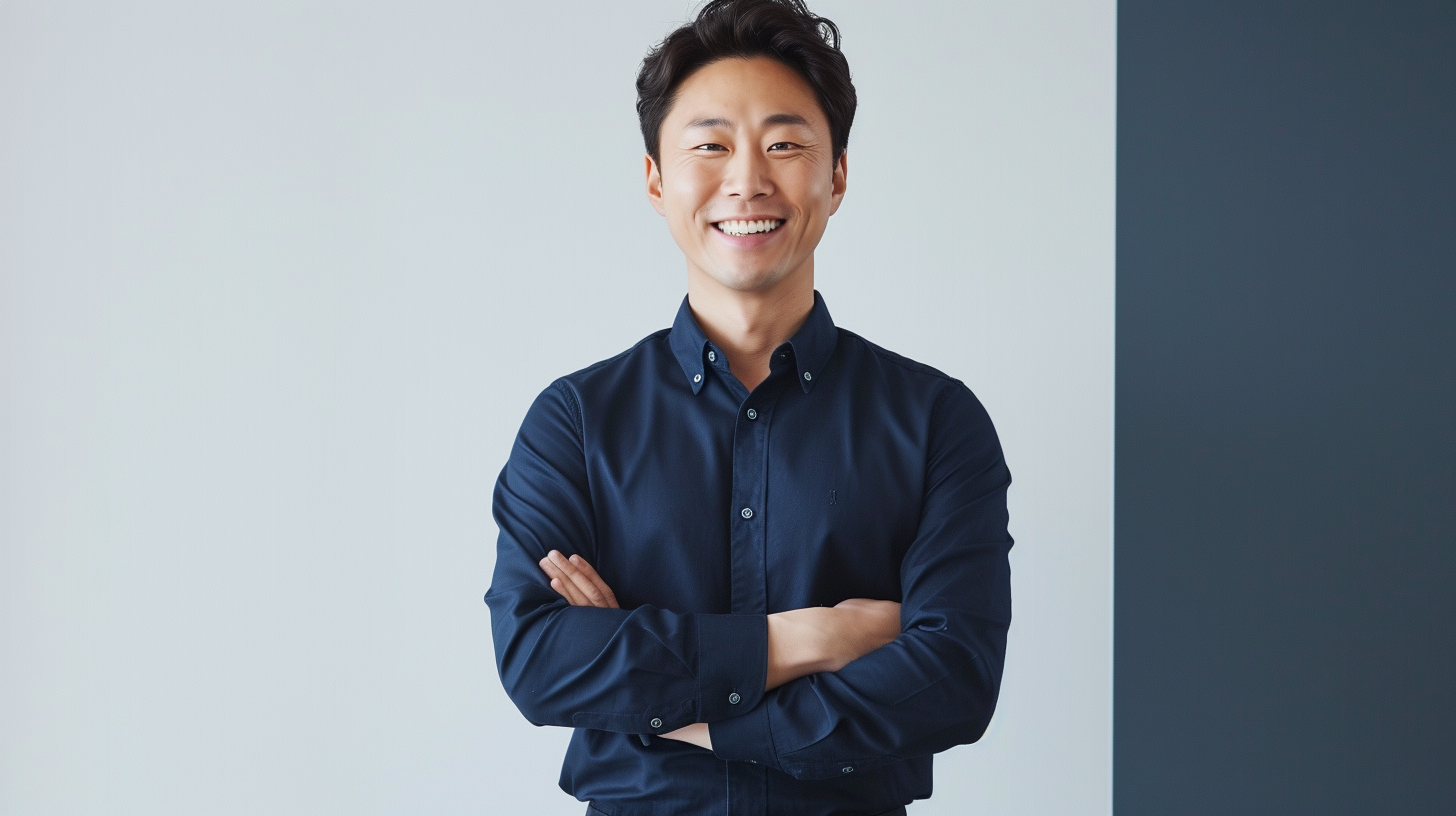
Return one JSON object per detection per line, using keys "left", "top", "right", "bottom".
{"left": 704, "top": 261, "right": 797, "bottom": 293}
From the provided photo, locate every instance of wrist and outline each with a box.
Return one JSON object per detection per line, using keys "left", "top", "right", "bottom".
{"left": 661, "top": 722, "right": 712, "bottom": 751}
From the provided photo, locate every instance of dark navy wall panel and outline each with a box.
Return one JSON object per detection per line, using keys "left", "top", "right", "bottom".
{"left": 1115, "top": 2, "right": 1455, "bottom": 813}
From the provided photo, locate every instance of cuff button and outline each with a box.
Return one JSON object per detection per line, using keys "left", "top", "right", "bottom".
{"left": 649, "top": 717, "right": 663, "bottom": 729}
{"left": 841, "top": 766, "right": 854, "bottom": 774}
{"left": 728, "top": 692, "right": 742, "bottom": 705}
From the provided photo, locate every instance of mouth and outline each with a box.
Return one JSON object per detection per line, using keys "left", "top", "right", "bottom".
{"left": 712, "top": 218, "right": 785, "bottom": 237}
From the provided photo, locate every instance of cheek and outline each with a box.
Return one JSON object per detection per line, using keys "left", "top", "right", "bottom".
{"left": 783, "top": 165, "right": 834, "bottom": 214}
{"left": 663, "top": 166, "right": 716, "bottom": 221}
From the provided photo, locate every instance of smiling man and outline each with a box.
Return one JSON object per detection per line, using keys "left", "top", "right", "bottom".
{"left": 485, "top": 2, "right": 1012, "bottom": 814}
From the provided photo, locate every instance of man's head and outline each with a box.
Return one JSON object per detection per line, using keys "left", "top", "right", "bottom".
{"left": 638, "top": 0, "right": 856, "bottom": 295}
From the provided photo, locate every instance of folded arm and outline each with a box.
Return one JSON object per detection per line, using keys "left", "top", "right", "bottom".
{"left": 487, "top": 382, "right": 902, "bottom": 739}
{"left": 540, "top": 549, "right": 902, "bottom": 749}
{"left": 486, "top": 383, "right": 771, "bottom": 735}
{"left": 705, "top": 384, "right": 1013, "bottom": 779}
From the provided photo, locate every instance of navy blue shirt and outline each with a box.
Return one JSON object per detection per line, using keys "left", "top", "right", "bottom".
{"left": 486, "top": 292, "right": 1012, "bottom": 815}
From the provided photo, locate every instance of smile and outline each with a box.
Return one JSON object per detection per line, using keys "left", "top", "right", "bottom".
{"left": 713, "top": 219, "right": 784, "bottom": 237}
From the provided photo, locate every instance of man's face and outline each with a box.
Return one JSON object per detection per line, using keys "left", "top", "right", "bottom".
{"left": 647, "top": 56, "right": 847, "bottom": 294}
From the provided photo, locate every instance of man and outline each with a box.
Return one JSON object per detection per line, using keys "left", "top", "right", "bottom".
{"left": 485, "top": 1, "right": 1012, "bottom": 813}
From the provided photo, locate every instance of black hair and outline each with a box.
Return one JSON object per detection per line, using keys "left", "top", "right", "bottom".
{"left": 636, "top": 0, "right": 856, "bottom": 165}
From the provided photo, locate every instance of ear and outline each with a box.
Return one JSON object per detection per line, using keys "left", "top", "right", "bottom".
{"left": 645, "top": 154, "right": 666, "bottom": 216}
{"left": 828, "top": 151, "right": 848, "bottom": 216}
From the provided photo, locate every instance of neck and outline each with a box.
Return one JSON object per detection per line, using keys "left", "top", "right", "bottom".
{"left": 686, "top": 264, "right": 815, "bottom": 393}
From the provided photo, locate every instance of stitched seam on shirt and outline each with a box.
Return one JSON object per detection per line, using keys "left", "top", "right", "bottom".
{"left": 693, "top": 614, "right": 704, "bottom": 720}
{"left": 928, "top": 381, "right": 957, "bottom": 419}
{"left": 889, "top": 381, "right": 974, "bottom": 625}
{"left": 562, "top": 328, "right": 671, "bottom": 380}
{"left": 764, "top": 694, "right": 783, "bottom": 769}
{"left": 552, "top": 379, "right": 585, "bottom": 444}
{"left": 906, "top": 384, "right": 957, "bottom": 530}
{"left": 841, "top": 329, "right": 963, "bottom": 385}
{"left": 548, "top": 378, "right": 601, "bottom": 565}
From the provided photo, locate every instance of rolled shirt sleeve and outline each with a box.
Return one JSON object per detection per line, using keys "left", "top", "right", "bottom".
{"left": 486, "top": 382, "right": 769, "bottom": 734}
{"left": 709, "top": 384, "right": 1013, "bottom": 779}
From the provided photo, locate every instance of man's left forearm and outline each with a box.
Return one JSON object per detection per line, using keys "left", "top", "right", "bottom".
{"left": 538, "top": 552, "right": 905, "bottom": 753}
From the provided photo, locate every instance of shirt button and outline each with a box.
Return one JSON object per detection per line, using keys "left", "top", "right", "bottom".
{"left": 803, "top": 371, "right": 813, "bottom": 381}
{"left": 650, "top": 717, "right": 663, "bottom": 729}
{"left": 728, "top": 692, "right": 741, "bottom": 705}
{"left": 707, "top": 351, "right": 716, "bottom": 362}
{"left": 841, "top": 766, "right": 854, "bottom": 774}
{"left": 746, "top": 408, "right": 758, "bottom": 420}
{"left": 692, "top": 373, "right": 702, "bottom": 383}
{"left": 740, "top": 507, "right": 753, "bottom": 519}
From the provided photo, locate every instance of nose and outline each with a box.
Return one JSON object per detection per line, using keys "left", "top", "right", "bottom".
{"left": 722, "top": 146, "right": 773, "bottom": 199}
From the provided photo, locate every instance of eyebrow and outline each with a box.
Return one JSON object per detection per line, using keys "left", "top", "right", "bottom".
{"left": 685, "top": 113, "right": 813, "bottom": 129}
{"left": 764, "top": 113, "right": 810, "bottom": 126}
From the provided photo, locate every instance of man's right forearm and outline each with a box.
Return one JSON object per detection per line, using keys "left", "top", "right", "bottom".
{"left": 765, "top": 600, "right": 902, "bottom": 690}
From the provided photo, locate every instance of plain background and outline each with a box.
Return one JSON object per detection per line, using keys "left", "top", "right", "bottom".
{"left": 0, "top": 2, "right": 1115, "bottom": 813}
{"left": 1115, "top": 2, "right": 1455, "bottom": 813}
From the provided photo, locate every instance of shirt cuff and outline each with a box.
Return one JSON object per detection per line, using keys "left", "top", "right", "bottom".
{"left": 708, "top": 693, "right": 778, "bottom": 767}
{"left": 694, "top": 613, "right": 767, "bottom": 722}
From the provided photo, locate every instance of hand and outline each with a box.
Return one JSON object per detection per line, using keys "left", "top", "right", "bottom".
{"left": 538, "top": 550, "right": 619, "bottom": 609}
{"left": 536, "top": 555, "right": 714, "bottom": 750}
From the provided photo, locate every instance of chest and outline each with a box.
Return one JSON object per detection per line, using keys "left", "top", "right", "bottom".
{"left": 582, "top": 386, "right": 927, "bottom": 613}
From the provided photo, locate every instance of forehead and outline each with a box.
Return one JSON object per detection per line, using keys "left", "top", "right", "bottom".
{"left": 664, "top": 56, "right": 826, "bottom": 129}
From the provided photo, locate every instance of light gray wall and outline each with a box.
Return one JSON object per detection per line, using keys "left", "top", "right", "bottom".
{"left": 0, "top": 2, "right": 1114, "bottom": 813}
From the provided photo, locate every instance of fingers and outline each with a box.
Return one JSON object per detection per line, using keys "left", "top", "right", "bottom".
{"left": 537, "top": 550, "right": 620, "bottom": 609}
{"left": 543, "top": 550, "right": 601, "bottom": 607}
{"left": 552, "top": 577, "right": 587, "bottom": 606}
{"left": 565, "top": 554, "right": 620, "bottom": 609}
{"left": 539, "top": 555, "right": 590, "bottom": 606}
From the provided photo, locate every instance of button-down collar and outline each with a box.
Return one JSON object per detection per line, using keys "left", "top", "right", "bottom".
{"left": 669, "top": 290, "right": 839, "bottom": 394}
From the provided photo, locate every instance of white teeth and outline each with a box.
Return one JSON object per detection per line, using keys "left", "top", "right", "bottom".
{"left": 716, "top": 219, "right": 783, "bottom": 236}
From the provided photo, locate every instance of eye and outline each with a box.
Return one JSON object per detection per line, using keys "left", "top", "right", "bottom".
{"left": 768, "top": 142, "right": 799, "bottom": 151}
{"left": 693, "top": 143, "right": 728, "bottom": 151}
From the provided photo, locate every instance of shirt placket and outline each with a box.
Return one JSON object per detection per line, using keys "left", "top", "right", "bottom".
{"left": 724, "top": 375, "right": 781, "bottom": 816}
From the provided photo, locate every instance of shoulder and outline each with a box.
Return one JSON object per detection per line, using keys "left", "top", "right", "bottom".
{"left": 556, "top": 328, "right": 673, "bottom": 389}
{"left": 834, "top": 327, "right": 996, "bottom": 431}
{"left": 525, "top": 328, "right": 675, "bottom": 430}
{"left": 835, "top": 328, "right": 970, "bottom": 396}
{"left": 550, "top": 327, "right": 675, "bottom": 399}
